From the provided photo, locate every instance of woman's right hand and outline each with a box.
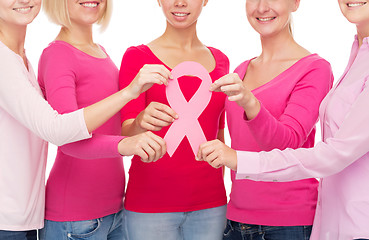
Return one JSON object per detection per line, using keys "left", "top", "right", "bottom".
{"left": 125, "top": 64, "right": 172, "bottom": 100}
{"left": 118, "top": 131, "right": 166, "bottom": 163}
{"left": 134, "top": 102, "right": 178, "bottom": 132}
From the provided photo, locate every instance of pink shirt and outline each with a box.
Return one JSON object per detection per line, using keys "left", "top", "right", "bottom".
{"left": 236, "top": 36, "right": 369, "bottom": 239}
{"left": 38, "top": 41, "right": 124, "bottom": 221}
{"left": 0, "top": 41, "right": 90, "bottom": 230}
{"left": 226, "top": 55, "right": 333, "bottom": 226}
{"left": 119, "top": 45, "right": 227, "bottom": 213}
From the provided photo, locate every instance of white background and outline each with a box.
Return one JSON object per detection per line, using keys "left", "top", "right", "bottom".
{"left": 26, "top": 0, "right": 356, "bottom": 198}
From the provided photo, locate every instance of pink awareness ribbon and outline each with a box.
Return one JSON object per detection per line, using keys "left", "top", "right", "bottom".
{"left": 164, "top": 61, "right": 212, "bottom": 157}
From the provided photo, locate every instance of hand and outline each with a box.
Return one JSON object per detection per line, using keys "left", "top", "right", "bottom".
{"left": 125, "top": 64, "right": 172, "bottom": 100}
{"left": 135, "top": 102, "right": 178, "bottom": 132}
{"left": 118, "top": 131, "right": 166, "bottom": 163}
{"left": 196, "top": 139, "right": 237, "bottom": 171}
{"left": 210, "top": 74, "right": 260, "bottom": 119}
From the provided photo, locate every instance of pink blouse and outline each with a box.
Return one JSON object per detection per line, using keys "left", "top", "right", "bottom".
{"left": 236, "top": 36, "right": 369, "bottom": 239}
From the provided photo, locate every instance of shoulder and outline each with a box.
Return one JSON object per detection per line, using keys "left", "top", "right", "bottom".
{"left": 207, "top": 46, "right": 229, "bottom": 63}
{"left": 123, "top": 45, "right": 153, "bottom": 59}
{"left": 40, "top": 41, "right": 77, "bottom": 64}
{"left": 300, "top": 54, "right": 332, "bottom": 72}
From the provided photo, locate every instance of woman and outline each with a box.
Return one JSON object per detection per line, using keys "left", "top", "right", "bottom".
{"left": 119, "top": 0, "right": 228, "bottom": 239}
{"left": 0, "top": 0, "right": 166, "bottom": 239}
{"left": 198, "top": 0, "right": 369, "bottom": 239}
{"left": 197, "top": 0, "right": 333, "bottom": 239}
{"left": 37, "top": 0, "right": 169, "bottom": 239}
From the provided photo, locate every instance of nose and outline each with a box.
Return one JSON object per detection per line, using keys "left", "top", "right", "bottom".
{"left": 257, "top": 0, "right": 271, "bottom": 13}
{"left": 174, "top": 0, "right": 187, "bottom": 7}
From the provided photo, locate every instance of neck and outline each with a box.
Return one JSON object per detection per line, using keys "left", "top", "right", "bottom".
{"left": 259, "top": 28, "right": 297, "bottom": 62}
{"left": 57, "top": 23, "right": 94, "bottom": 46}
{"left": 159, "top": 21, "right": 201, "bottom": 50}
{"left": 356, "top": 25, "right": 369, "bottom": 47}
{"left": 0, "top": 21, "right": 27, "bottom": 56}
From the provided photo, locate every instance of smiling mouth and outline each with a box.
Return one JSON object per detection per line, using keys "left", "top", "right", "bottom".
{"left": 13, "top": 6, "right": 33, "bottom": 13}
{"left": 80, "top": 2, "right": 99, "bottom": 8}
{"left": 347, "top": 2, "right": 367, "bottom": 7}
{"left": 257, "top": 17, "right": 276, "bottom": 22}
{"left": 172, "top": 12, "right": 190, "bottom": 17}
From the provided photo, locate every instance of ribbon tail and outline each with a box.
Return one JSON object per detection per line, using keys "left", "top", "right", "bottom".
{"left": 164, "top": 122, "right": 186, "bottom": 157}
{"left": 186, "top": 120, "right": 208, "bottom": 157}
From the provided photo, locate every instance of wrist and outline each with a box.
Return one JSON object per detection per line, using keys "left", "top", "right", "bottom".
{"left": 243, "top": 96, "right": 260, "bottom": 120}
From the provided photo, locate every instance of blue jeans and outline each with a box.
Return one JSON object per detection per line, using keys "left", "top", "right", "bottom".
{"left": 125, "top": 205, "right": 227, "bottom": 240}
{"left": 223, "top": 220, "right": 312, "bottom": 240}
{"left": 0, "top": 230, "right": 37, "bottom": 240}
{"left": 39, "top": 210, "right": 126, "bottom": 240}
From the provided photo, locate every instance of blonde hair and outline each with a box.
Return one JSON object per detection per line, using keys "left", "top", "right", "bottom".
{"left": 43, "top": 0, "right": 112, "bottom": 30}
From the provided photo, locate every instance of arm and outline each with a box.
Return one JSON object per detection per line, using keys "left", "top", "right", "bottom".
{"left": 119, "top": 47, "right": 177, "bottom": 137}
{"left": 211, "top": 60, "right": 333, "bottom": 151}
{"left": 0, "top": 54, "right": 90, "bottom": 146}
{"left": 231, "top": 80, "right": 369, "bottom": 181}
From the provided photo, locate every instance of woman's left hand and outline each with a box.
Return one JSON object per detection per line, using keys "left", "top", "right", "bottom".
{"left": 196, "top": 139, "right": 237, "bottom": 171}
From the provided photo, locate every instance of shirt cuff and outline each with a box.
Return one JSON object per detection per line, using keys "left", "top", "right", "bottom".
{"left": 236, "top": 150, "right": 261, "bottom": 180}
{"left": 78, "top": 108, "right": 92, "bottom": 139}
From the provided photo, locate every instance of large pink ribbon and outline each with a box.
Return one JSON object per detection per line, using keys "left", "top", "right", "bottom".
{"left": 164, "top": 61, "right": 212, "bottom": 157}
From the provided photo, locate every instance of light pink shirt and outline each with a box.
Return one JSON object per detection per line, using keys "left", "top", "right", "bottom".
{"left": 0, "top": 41, "right": 90, "bottom": 231}
{"left": 236, "top": 36, "right": 369, "bottom": 239}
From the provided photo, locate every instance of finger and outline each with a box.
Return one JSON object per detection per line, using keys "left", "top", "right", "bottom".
{"left": 152, "top": 65, "right": 172, "bottom": 81}
{"left": 204, "top": 151, "right": 218, "bottom": 166}
{"left": 136, "top": 148, "right": 149, "bottom": 162}
{"left": 153, "top": 73, "right": 168, "bottom": 86}
{"left": 210, "top": 74, "right": 240, "bottom": 91}
{"left": 149, "top": 132, "right": 167, "bottom": 158}
{"left": 210, "top": 158, "right": 224, "bottom": 169}
{"left": 141, "top": 142, "right": 156, "bottom": 163}
{"left": 220, "top": 84, "right": 242, "bottom": 94}
{"left": 147, "top": 138, "right": 162, "bottom": 162}
{"left": 155, "top": 103, "right": 178, "bottom": 120}
{"left": 228, "top": 94, "right": 243, "bottom": 102}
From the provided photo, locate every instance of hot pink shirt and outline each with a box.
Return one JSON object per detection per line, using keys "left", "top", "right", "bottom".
{"left": 226, "top": 54, "right": 333, "bottom": 226}
{"left": 236, "top": 36, "right": 369, "bottom": 239}
{"left": 38, "top": 41, "right": 124, "bottom": 221}
{"left": 119, "top": 45, "right": 228, "bottom": 213}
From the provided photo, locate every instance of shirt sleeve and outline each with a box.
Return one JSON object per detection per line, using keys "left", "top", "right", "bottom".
{"left": 0, "top": 52, "right": 91, "bottom": 146}
{"left": 236, "top": 79, "right": 369, "bottom": 181}
{"left": 39, "top": 44, "right": 122, "bottom": 158}
{"left": 245, "top": 59, "right": 334, "bottom": 151}
{"left": 119, "top": 46, "right": 147, "bottom": 123}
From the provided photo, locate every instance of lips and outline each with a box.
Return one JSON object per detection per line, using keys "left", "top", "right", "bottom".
{"left": 79, "top": 1, "right": 100, "bottom": 8}
{"left": 256, "top": 17, "right": 276, "bottom": 22}
{"left": 347, "top": 1, "right": 367, "bottom": 7}
{"left": 13, "top": 6, "right": 34, "bottom": 13}
{"left": 172, "top": 12, "right": 190, "bottom": 17}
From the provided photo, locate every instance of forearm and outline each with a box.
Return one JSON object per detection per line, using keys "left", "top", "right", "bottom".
{"left": 84, "top": 88, "right": 136, "bottom": 133}
{"left": 121, "top": 118, "right": 147, "bottom": 136}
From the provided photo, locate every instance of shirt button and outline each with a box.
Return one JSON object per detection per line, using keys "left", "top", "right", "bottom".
{"left": 244, "top": 176, "right": 250, "bottom": 179}
{"left": 67, "top": 233, "right": 71, "bottom": 237}
{"left": 273, "top": 179, "right": 278, "bottom": 182}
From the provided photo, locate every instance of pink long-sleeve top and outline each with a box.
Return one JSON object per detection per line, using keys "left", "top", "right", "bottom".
{"left": 38, "top": 41, "right": 125, "bottom": 221}
{"left": 226, "top": 54, "right": 333, "bottom": 226}
{"left": 0, "top": 41, "right": 91, "bottom": 230}
{"left": 236, "top": 36, "right": 369, "bottom": 239}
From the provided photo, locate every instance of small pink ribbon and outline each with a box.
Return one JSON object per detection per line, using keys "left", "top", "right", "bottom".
{"left": 164, "top": 61, "right": 212, "bottom": 157}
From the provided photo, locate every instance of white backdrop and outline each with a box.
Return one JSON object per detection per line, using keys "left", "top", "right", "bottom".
{"left": 26, "top": 0, "right": 356, "bottom": 198}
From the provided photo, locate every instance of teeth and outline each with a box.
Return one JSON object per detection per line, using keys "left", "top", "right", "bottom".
{"left": 257, "top": 17, "right": 275, "bottom": 22}
{"left": 81, "top": 2, "right": 98, "bottom": 8}
{"left": 347, "top": 2, "right": 366, "bottom": 7}
{"left": 14, "top": 7, "right": 32, "bottom": 12}
{"left": 173, "top": 13, "right": 188, "bottom": 17}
